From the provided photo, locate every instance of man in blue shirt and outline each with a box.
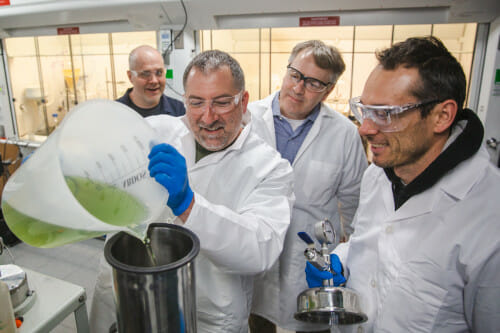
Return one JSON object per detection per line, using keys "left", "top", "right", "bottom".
{"left": 117, "top": 45, "right": 185, "bottom": 117}
{"left": 248, "top": 40, "right": 368, "bottom": 333}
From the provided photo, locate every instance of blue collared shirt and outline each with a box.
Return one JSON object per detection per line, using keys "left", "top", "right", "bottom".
{"left": 272, "top": 92, "right": 320, "bottom": 164}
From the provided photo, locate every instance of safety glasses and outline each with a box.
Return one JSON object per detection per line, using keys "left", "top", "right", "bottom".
{"left": 184, "top": 92, "right": 243, "bottom": 115}
{"left": 286, "top": 65, "right": 332, "bottom": 92}
{"left": 130, "top": 69, "right": 165, "bottom": 80}
{"left": 349, "top": 96, "right": 440, "bottom": 132}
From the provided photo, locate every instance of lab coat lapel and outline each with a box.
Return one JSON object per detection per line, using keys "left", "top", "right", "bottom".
{"left": 373, "top": 169, "right": 435, "bottom": 222}
{"left": 376, "top": 172, "right": 400, "bottom": 218}
{"left": 392, "top": 188, "right": 437, "bottom": 221}
{"left": 180, "top": 134, "right": 196, "bottom": 168}
{"left": 389, "top": 146, "right": 487, "bottom": 222}
{"left": 292, "top": 104, "right": 325, "bottom": 165}
{"left": 179, "top": 117, "right": 197, "bottom": 168}
{"left": 261, "top": 93, "right": 278, "bottom": 148}
{"left": 438, "top": 146, "right": 487, "bottom": 200}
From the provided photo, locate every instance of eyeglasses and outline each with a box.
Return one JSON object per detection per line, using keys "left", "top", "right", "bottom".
{"left": 130, "top": 69, "right": 165, "bottom": 80}
{"left": 184, "top": 92, "right": 243, "bottom": 115}
{"left": 286, "top": 65, "right": 332, "bottom": 92}
{"left": 349, "top": 96, "right": 440, "bottom": 132}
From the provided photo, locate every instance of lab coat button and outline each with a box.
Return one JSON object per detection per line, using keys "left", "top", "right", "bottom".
{"left": 385, "top": 226, "right": 393, "bottom": 234}
{"left": 370, "top": 279, "right": 376, "bottom": 288}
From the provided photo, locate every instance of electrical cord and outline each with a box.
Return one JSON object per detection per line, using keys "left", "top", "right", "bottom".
{"left": 160, "top": 0, "right": 188, "bottom": 62}
{"left": 165, "top": 81, "right": 184, "bottom": 97}
{"left": 161, "top": 0, "right": 188, "bottom": 97}
{"left": 0, "top": 236, "right": 15, "bottom": 263}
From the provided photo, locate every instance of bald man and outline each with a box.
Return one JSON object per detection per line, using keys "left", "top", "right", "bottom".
{"left": 117, "top": 45, "right": 185, "bottom": 117}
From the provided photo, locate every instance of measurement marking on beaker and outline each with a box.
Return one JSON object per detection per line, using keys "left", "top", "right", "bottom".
{"left": 95, "top": 161, "right": 109, "bottom": 182}
{"left": 108, "top": 153, "right": 125, "bottom": 181}
{"left": 120, "top": 144, "right": 138, "bottom": 170}
{"left": 133, "top": 136, "right": 145, "bottom": 151}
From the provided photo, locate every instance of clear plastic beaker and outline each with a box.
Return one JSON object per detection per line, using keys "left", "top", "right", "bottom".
{"left": 1, "top": 99, "right": 169, "bottom": 248}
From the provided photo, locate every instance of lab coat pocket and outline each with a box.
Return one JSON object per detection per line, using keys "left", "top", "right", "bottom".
{"left": 299, "top": 160, "right": 340, "bottom": 204}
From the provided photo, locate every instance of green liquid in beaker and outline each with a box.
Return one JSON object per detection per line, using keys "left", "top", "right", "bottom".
{"left": 1, "top": 204, "right": 105, "bottom": 248}
{"left": 65, "top": 175, "right": 148, "bottom": 227}
{"left": 2, "top": 176, "right": 149, "bottom": 248}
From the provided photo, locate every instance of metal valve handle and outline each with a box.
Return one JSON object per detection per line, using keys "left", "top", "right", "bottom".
{"left": 298, "top": 219, "right": 337, "bottom": 286}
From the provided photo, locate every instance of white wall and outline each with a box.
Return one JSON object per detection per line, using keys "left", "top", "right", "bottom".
{"left": 477, "top": 16, "right": 500, "bottom": 166}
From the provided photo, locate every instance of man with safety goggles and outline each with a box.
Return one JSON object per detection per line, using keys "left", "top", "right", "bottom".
{"left": 117, "top": 45, "right": 185, "bottom": 118}
{"left": 306, "top": 36, "right": 500, "bottom": 332}
{"left": 91, "top": 50, "right": 294, "bottom": 333}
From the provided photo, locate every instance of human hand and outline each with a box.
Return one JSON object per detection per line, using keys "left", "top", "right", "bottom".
{"left": 305, "top": 254, "right": 346, "bottom": 288}
{"left": 148, "top": 143, "right": 194, "bottom": 216}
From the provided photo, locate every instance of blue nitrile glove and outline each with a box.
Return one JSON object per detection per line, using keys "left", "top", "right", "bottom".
{"left": 148, "top": 143, "right": 194, "bottom": 216}
{"left": 305, "top": 253, "right": 346, "bottom": 288}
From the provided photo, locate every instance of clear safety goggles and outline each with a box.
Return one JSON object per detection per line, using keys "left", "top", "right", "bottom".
{"left": 349, "top": 96, "right": 439, "bottom": 132}
{"left": 184, "top": 91, "right": 243, "bottom": 115}
{"left": 130, "top": 69, "right": 165, "bottom": 80}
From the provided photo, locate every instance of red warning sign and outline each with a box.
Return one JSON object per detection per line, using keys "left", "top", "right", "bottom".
{"left": 57, "top": 27, "right": 80, "bottom": 35}
{"left": 299, "top": 16, "right": 340, "bottom": 27}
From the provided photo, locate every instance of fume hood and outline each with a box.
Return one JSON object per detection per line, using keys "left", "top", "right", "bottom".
{"left": 0, "top": 0, "right": 498, "bottom": 39}
{"left": 0, "top": 0, "right": 188, "bottom": 37}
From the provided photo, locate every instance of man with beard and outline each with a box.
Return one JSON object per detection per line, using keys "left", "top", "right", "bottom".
{"left": 90, "top": 50, "right": 294, "bottom": 333}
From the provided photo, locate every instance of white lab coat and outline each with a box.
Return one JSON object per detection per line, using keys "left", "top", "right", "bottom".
{"left": 248, "top": 92, "right": 368, "bottom": 331}
{"left": 89, "top": 115, "right": 294, "bottom": 333}
{"left": 335, "top": 128, "right": 500, "bottom": 332}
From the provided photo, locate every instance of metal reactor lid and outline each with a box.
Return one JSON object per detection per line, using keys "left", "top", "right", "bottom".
{"left": 295, "top": 286, "right": 368, "bottom": 325}
{"left": 0, "top": 264, "right": 35, "bottom": 312}
{"left": 0, "top": 264, "right": 26, "bottom": 291}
